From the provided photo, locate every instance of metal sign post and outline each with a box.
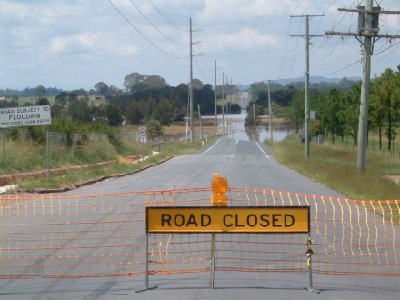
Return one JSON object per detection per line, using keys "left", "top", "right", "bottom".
{"left": 305, "top": 235, "right": 319, "bottom": 294}
{"left": 135, "top": 233, "right": 158, "bottom": 293}
{"left": 138, "top": 127, "right": 146, "bottom": 163}
{"left": 209, "top": 233, "right": 216, "bottom": 289}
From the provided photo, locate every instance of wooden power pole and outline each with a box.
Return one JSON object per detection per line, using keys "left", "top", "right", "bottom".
{"left": 326, "top": 1, "right": 400, "bottom": 171}
{"left": 291, "top": 14, "right": 324, "bottom": 159}
{"left": 189, "top": 17, "right": 194, "bottom": 142}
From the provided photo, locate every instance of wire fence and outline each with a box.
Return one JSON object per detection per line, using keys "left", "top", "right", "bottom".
{"left": 0, "top": 188, "right": 399, "bottom": 279}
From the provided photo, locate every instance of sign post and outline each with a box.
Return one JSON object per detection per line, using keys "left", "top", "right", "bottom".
{"left": 0, "top": 105, "right": 52, "bottom": 171}
{"left": 138, "top": 127, "right": 146, "bottom": 163}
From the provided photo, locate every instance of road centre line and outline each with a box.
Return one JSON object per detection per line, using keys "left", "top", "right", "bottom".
{"left": 231, "top": 140, "right": 239, "bottom": 157}
{"left": 256, "top": 142, "right": 270, "bottom": 159}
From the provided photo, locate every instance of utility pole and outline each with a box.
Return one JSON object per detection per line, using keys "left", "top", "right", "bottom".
{"left": 222, "top": 72, "right": 225, "bottom": 134}
{"left": 267, "top": 80, "right": 273, "bottom": 142}
{"left": 214, "top": 61, "right": 217, "bottom": 134}
{"left": 326, "top": 2, "right": 400, "bottom": 171}
{"left": 291, "top": 14, "right": 324, "bottom": 159}
{"left": 189, "top": 17, "right": 194, "bottom": 142}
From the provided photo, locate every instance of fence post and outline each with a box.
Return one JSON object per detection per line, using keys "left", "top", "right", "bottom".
{"left": 209, "top": 233, "right": 216, "bottom": 289}
{"left": 136, "top": 233, "right": 158, "bottom": 293}
{"left": 47, "top": 129, "right": 50, "bottom": 178}
{"left": 305, "top": 235, "right": 319, "bottom": 294}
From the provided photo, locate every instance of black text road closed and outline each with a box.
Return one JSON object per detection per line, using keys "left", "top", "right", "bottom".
{"left": 146, "top": 206, "right": 310, "bottom": 233}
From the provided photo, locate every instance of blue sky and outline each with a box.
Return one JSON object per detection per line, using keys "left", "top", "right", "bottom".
{"left": 1, "top": 0, "right": 400, "bottom": 90}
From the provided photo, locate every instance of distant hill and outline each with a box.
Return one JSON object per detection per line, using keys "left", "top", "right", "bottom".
{"left": 0, "top": 87, "right": 64, "bottom": 97}
{"left": 237, "top": 76, "right": 360, "bottom": 91}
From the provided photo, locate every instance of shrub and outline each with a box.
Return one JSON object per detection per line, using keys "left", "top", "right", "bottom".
{"left": 145, "top": 119, "right": 164, "bottom": 135}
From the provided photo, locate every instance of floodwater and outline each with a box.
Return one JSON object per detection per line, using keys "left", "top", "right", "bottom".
{"left": 210, "top": 112, "right": 294, "bottom": 143}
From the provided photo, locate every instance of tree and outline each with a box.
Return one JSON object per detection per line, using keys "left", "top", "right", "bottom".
{"left": 124, "top": 72, "right": 144, "bottom": 93}
{"left": 105, "top": 105, "right": 123, "bottom": 126}
{"left": 158, "top": 97, "right": 173, "bottom": 125}
{"left": 146, "top": 75, "right": 167, "bottom": 89}
{"left": 144, "top": 97, "right": 158, "bottom": 123}
{"left": 67, "top": 94, "right": 91, "bottom": 123}
{"left": 339, "top": 83, "right": 360, "bottom": 144}
{"left": 146, "top": 119, "right": 164, "bottom": 135}
{"left": 124, "top": 72, "right": 167, "bottom": 93}
{"left": 194, "top": 84, "right": 214, "bottom": 115}
{"left": 286, "top": 91, "right": 304, "bottom": 133}
{"left": 314, "top": 89, "right": 342, "bottom": 144}
{"left": 36, "top": 97, "right": 50, "bottom": 105}
{"left": 191, "top": 78, "right": 204, "bottom": 90}
{"left": 34, "top": 85, "right": 46, "bottom": 97}
{"left": 370, "top": 68, "right": 399, "bottom": 151}
{"left": 94, "top": 82, "right": 109, "bottom": 95}
{"left": 55, "top": 92, "right": 68, "bottom": 106}
{"left": 126, "top": 101, "right": 143, "bottom": 125}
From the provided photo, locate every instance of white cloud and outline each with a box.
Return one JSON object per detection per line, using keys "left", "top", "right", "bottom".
{"left": 199, "top": 0, "right": 310, "bottom": 21}
{"left": 49, "top": 33, "right": 99, "bottom": 54}
{"left": 206, "top": 27, "right": 277, "bottom": 51}
{"left": 49, "top": 33, "right": 139, "bottom": 56}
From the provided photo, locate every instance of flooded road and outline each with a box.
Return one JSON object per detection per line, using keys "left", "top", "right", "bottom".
{"left": 212, "top": 112, "right": 293, "bottom": 143}
{"left": 205, "top": 91, "right": 293, "bottom": 143}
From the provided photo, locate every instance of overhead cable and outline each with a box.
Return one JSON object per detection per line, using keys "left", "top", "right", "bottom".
{"left": 107, "top": 0, "right": 186, "bottom": 59}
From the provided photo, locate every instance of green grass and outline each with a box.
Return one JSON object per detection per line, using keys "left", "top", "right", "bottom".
{"left": 8, "top": 137, "right": 210, "bottom": 191}
{"left": 269, "top": 135, "right": 400, "bottom": 200}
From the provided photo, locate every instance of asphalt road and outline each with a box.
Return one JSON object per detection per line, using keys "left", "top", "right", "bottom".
{"left": 69, "top": 137, "right": 343, "bottom": 196}
{"left": 1, "top": 136, "right": 399, "bottom": 299}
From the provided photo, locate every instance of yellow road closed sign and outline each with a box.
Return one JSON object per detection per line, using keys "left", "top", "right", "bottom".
{"left": 146, "top": 206, "right": 310, "bottom": 233}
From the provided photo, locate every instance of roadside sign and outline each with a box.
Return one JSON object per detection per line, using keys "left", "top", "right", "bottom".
{"left": 146, "top": 206, "right": 310, "bottom": 234}
{"left": 0, "top": 105, "right": 51, "bottom": 127}
{"left": 138, "top": 126, "right": 147, "bottom": 137}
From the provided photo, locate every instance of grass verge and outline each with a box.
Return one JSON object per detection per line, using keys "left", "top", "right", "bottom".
{"left": 15, "top": 139, "right": 208, "bottom": 191}
{"left": 268, "top": 135, "right": 400, "bottom": 200}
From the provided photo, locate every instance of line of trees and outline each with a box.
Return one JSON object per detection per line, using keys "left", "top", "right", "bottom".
{"left": 284, "top": 68, "right": 400, "bottom": 151}
{"left": 1, "top": 72, "right": 241, "bottom": 136}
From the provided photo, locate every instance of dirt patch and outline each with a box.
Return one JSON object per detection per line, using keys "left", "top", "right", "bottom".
{"left": 384, "top": 175, "right": 400, "bottom": 185}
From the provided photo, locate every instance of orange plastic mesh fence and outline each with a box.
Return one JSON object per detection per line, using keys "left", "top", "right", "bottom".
{"left": 0, "top": 188, "right": 399, "bottom": 279}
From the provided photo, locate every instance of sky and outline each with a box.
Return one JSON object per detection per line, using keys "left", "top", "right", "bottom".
{"left": 1, "top": 0, "right": 400, "bottom": 91}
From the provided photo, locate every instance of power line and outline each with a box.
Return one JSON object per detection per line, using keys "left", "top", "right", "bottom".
{"left": 194, "top": 56, "right": 213, "bottom": 82}
{"left": 278, "top": 17, "right": 292, "bottom": 79}
{"left": 325, "top": 59, "right": 360, "bottom": 76}
{"left": 147, "top": 0, "right": 188, "bottom": 32}
{"left": 292, "top": 0, "right": 305, "bottom": 15}
{"left": 127, "top": 0, "right": 182, "bottom": 46}
{"left": 106, "top": 0, "right": 186, "bottom": 59}
{"left": 325, "top": 39, "right": 400, "bottom": 77}
{"left": 287, "top": 16, "right": 304, "bottom": 78}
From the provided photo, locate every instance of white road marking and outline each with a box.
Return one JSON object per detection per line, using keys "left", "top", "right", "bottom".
{"left": 256, "top": 142, "right": 270, "bottom": 159}
{"left": 231, "top": 140, "right": 239, "bottom": 157}
{"left": 201, "top": 138, "right": 222, "bottom": 155}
